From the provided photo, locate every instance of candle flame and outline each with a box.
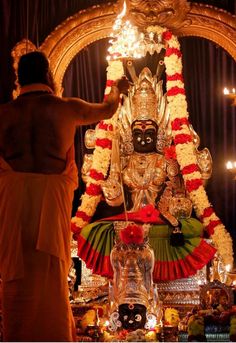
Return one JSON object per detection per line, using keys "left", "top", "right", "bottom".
{"left": 226, "top": 161, "right": 233, "bottom": 170}
{"left": 119, "top": 1, "right": 127, "bottom": 18}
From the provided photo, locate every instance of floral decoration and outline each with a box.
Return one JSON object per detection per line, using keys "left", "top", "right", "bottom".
{"left": 71, "top": 60, "right": 124, "bottom": 240}
{"left": 162, "top": 27, "right": 233, "bottom": 267}
{"left": 119, "top": 224, "right": 145, "bottom": 245}
{"left": 135, "top": 204, "right": 161, "bottom": 223}
{"left": 164, "top": 145, "right": 176, "bottom": 160}
{"left": 71, "top": 24, "right": 233, "bottom": 267}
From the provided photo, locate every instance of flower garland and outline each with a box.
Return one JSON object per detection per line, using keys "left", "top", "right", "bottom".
{"left": 71, "top": 60, "right": 124, "bottom": 239}
{"left": 71, "top": 25, "right": 233, "bottom": 268}
{"left": 158, "top": 26, "right": 233, "bottom": 267}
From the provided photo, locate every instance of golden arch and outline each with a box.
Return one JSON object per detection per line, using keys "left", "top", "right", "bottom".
{"left": 13, "top": 1, "right": 236, "bottom": 95}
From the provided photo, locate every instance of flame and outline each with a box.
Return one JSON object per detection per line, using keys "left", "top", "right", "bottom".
{"left": 119, "top": 1, "right": 127, "bottom": 18}
{"left": 223, "top": 87, "right": 229, "bottom": 95}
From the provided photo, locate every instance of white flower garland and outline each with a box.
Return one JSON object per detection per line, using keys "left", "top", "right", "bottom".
{"left": 71, "top": 26, "right": 233, "bottom": 268}
{"left": 71, "top": 60, "right": 124, "bottom": 238}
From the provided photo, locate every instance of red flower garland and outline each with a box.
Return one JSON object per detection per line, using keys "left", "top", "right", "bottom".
{"left": 95, "top": 138, "right": 112, "bottom": 149}
{"left": 162, "top": 30, "right": 172, "bottom": 41}
{"left": 89, "top": 169, "right": 105, "bottom": 181}
{"left": 201, "top": 207, "right": 214, "bottom": 219}
{"left": 206, "top": 220, "right": 222, "bottom": 236}
{"left": 98, "top": 121, "right": 113, "bottom": 131}
{"left": 167, "top": 73, "right": 183, "bottom": 82}
{"left": 167, "top": 86, "right": 185, "bottom": 96}
{"left": 71, "top": 222, "right": 83, "bottom": 236}
{"left": 174, "top": 133, "right": 192, "bottom": 144}
{"left": 165, "top": 47, "right": 182, "bottom": 58}
{"left": 186, "top": 179, "right": 203, "bottom": 192}
{"left": 106, "top": 80, "right": 115, "bottom": 87}
{"left": 75, "top": 210, "right": 91, "bottom": 222}
{"left": 182, "top": 164, "right": 199, "bottom": 175}
{"left": 86, "top": 183, "right": 101, "bottom": 196}
{"left": 171, "top": 118, "right": 189, "bottom": 131}
{"left": 164, "top": 145, "right": 176, "bottom": 160}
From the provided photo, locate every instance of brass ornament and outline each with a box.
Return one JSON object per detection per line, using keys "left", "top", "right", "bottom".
{"left": 11, "top": 1, "right": 236, "bottom": 97}
{"left": 125, "top": 0, "right": 191, "bottom": 30}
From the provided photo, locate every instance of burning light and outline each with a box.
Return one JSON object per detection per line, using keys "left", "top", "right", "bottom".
{"left": 107, "top": 1, "right": 164, "bottom": 61}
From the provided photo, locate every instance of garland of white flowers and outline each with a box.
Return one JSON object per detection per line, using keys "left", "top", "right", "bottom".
{"left": 71, "top": 26, "right": 233, "bottom": 268}
{"left": 71, "top": 60, "right": 124, "bottom": 239}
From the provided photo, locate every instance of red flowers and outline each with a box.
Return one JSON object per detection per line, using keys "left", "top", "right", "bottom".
{"left": 201, "top": 206, "right": 214, "bottom": 219}
{"left": 174, "top": 133, "right": 192, "bottom": 145}
{"left": 71, "top": 222, "right": 83, "bottom": 239}
{"left": 206, "top": 220, "right": 222, "bottom": 236}
{"left": 95, "top": 138, "right": 112, "bottom": 149}
{"left": 167, "top": 86, "right": 185, "bottom": 96}
{"left": 75, "top": 210, "right": 91, "bottom": 222}
{"left": 98, "top": 121, "right": 113, "bottom": 131}
{"left": 165, "top": 47, "right": 182, "bottom": 58}
{"left": 162, "top": 30, "right": 173, "bottom": 41}
{"left": 164, "top": 145, "right": 176, "bottom": 160}
{"left": 136, "top": 204, "right": 161, "bottom": 223}
{"left": 186, "top": 178, "right": 203, "bottom": 192}
{"left": 119, "top": 224, "right": 144, "bottom": 245}
{"left": 86, "top": 183, "right": 101, "bottom": 196}
{"left": 171, "top": 118, "right": 189, "bottom": 131}
{"left": 167, "top": 73, "right": 183, "bottom": 82}
{"left": 106, "top": 80, "right": 115, "bottom": 87}
{"left": 182, "top": 164, "right": 199, "bottom": 175}
{"left": 89, "top": 169, "right": 105, "bottom": 181}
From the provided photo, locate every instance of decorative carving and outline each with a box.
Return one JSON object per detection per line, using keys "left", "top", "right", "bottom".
{"left": 11, "top": 2, "right": 236, "bottom": 96}
{"left": 39, "top": 2, "right": 118, "bottom": 95}
{"left": 11, "top": 39, "right": 37, "bottom": 98}
{"left": 126, "top": 0, "right": 191, "bottom": 30}
{"left": 200, "top": 280, "right": 234, "bottom": 309}
{"left": 180, "top": 4, "right": 236, "bottom": 60}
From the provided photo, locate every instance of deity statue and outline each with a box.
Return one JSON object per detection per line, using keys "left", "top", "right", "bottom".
{"left": 108, "top": 222, "right": 160, "bottom": 331}
{"left": 77, "top": 65, "right": 216, "bottom": 283}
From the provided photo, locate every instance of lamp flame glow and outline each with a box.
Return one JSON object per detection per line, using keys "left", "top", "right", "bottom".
{"left": 107, "top": 1, "right": 164, "bottom": 61}
{"left": 223, "top": 87, "right": 236, "bottom": 106}
{"left": 226, "top": 161, "right": 236, "bottom": 180}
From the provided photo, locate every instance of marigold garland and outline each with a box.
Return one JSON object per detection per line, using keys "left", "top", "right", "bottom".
{"left": 71, "top": 26, "right": 233, "bottom": 267}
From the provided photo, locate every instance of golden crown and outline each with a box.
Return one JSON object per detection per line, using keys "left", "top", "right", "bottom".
{"left": 131, "top": 67, "right": 158, "bottom": 123}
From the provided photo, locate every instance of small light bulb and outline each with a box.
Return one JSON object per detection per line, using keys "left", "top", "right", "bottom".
{"left": 226, "top": 161, "right": 233, "bottom": 170}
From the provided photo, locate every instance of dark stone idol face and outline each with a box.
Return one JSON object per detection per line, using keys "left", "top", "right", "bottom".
{"left": 132, "top": 120, "right": 157, "bottom": 153}
{"left": 118, "top": 303, "right": 147, "bottom": 330}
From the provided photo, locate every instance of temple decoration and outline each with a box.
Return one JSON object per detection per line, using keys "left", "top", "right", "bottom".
{"left": 226, "top": 160, "right": 236, "bottom": 180}
{"left": 223, "top": 87, "right": 236, "bottom": 106}
{"left": 108, "top": 222, "right": 161, "bottom": 332}
{"left": 12, "top": 1, "right": 236, "bottom": 95}
{"left": 71, "top": 2, "right": 233, "bottom": 269}
{"left": 107, "top": 2, "right": 165, "bottom": 60}
{"left": 224, "top": 88, "right": 236, "bottom": 180}
{"left": 125, "top": 0, "right": 191, "bottom": 30}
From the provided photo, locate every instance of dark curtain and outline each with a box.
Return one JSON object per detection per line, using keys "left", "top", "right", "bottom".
{"left": 62, "top": 37, "right": 236, "bottom": 252}
{"left": 1, "top": 0, "right": 236, "bottom": 255}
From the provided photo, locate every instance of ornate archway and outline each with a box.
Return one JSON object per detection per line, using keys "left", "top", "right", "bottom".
{"left": 12, "top": 0, "right": 236, "bottom": 95}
